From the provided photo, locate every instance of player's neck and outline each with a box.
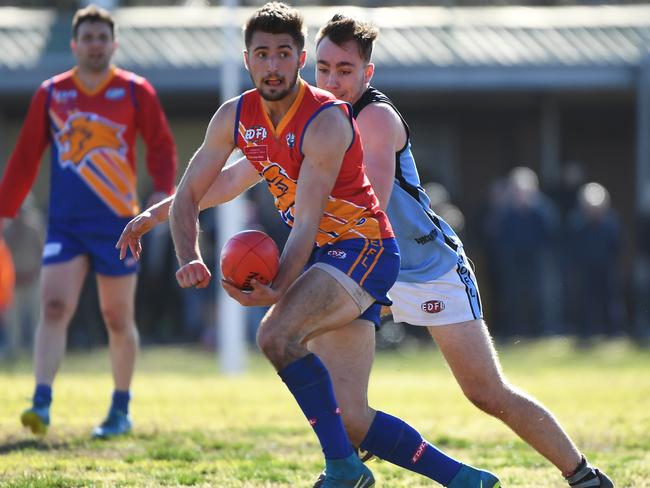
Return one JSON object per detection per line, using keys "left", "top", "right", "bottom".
{"left": 261, "top": 80, "right": 302, "bottom": 127}
{"left": 74, "top": 65, "right": 113, "bottom": 92}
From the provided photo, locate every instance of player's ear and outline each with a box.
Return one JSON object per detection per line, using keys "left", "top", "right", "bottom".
{"left": 243, "top": 50, "right": 250, "bottom": 71}
{"left": 70, "top": 38, "right": 77, "bottom": 54}
{"left": 364, "top": 63, "right": 375, "bottom": 85}
{"left": 299, "top": 50, "right": 307, "bottom": 69}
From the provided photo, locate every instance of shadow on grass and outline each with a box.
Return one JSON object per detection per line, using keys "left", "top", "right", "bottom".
{"left": 0, "top": 432, "right": 103, "bottom": 454}
{"left": 0, "top": 438, "right": 75, "bottom": 454}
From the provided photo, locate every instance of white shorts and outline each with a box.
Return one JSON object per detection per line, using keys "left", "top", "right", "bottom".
{"left": 389, "top": 257, "right": 483, "bottom": 327}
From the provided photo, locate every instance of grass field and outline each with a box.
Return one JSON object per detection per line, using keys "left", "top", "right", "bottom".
{"left": 0, "top": 338, "right": 649, "bottom": 487}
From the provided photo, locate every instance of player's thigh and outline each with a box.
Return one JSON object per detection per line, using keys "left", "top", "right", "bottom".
{"left": 308, "top": 319, "right": 375, "bottom": 411}
{"left": 267, "top": 267, "right": 365, "bottom": 343}
{"left": 428, "top": 319, "right": 505, "bottom": 389}
{"left": 96, "top": 273, "right": 138, "bottom": 321}
{"left": 40, "top": 256, "right": 90, "bottom": 314}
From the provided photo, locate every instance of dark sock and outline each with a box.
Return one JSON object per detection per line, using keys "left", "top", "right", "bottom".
{"left": 278, "top": 353, "right": 353, "bottom": 460}
{"left": 111, "top": 390, "right": 131, "bottom": 414}
{"left": 360, "top": 410, "right": 462, "bottom": 485}
{"left": 565, "top": 456, "right": 599, "bottom": 486}
{"left": 566, "top": 456, "right": 588, "bottom": 478}
{"left": 33, "top": 384, "right": 52, "bottom": 409}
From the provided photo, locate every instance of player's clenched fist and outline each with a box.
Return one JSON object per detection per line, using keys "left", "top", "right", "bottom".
{"left": 176, "top": 260, "right": 211, "bottom": 289}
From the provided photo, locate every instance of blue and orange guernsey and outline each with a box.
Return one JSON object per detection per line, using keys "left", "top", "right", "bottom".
{"left": 0, "top": 67, "right": 176, "bottom": 220}
{"left": 234, "top": 80, "right": 393, "bottom": 247}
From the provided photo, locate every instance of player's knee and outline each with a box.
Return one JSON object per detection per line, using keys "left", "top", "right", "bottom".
{"left": 42, "top": 298, "right": 72, "bottom": 325}
{"left": 464, "top": 380, "right": 510, "bottom": 415}
{"left": 101, "top": 305, "right": 132, "bottom": 334}
{"left": 256, "top": 316, "right": 285, "bottom": 360}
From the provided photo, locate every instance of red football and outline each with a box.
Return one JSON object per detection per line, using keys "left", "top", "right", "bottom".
{"left": 220, "top": 230, "right": 280, "bottom": 290}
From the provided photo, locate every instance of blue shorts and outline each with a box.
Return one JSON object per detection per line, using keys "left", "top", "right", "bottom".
{"left": 43, "top": 217, "right": 138, "bottom": 276}
{"left": 307, "top": 237, "right": 400, "bottom": 327}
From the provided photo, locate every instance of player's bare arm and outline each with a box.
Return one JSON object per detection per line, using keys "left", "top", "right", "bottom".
{"left": 116, "top": 196, "right": 174, "bottom": 260}
{"left": 355, "top": 103, "right": 404, "bottom": 210}
{"left": 272, "top": 107, "right": 352, "bottom": 293}
{"left": 223, "top": 106, "right": 352, "bottom": 307}
{"left": 200, "top": 156, "right": 262, "bottom": 209}
{"left": 170, "top": 99, "right": 238, "bottom": 289}
{"left": 116, "top": 157, "right": 260, "bottom": 260}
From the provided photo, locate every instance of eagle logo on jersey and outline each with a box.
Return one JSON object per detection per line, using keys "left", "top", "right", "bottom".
{"left": 56, "top": 112, "right": 126, "bottom": 167}
{"left": 52, "top": 111, "right": 137, "bottom": 217}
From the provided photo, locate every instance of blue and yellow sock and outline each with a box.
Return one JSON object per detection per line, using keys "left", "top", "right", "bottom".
{"left": 279, "top": 353, "right": 352, "bottom": 460}
{"left": 360, "top": 410, "right": 462, "bottom": 485}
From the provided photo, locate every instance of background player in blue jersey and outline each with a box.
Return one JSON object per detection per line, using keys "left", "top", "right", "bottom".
{"left": 0, "top": 5, "right": 177, "bottom": 438}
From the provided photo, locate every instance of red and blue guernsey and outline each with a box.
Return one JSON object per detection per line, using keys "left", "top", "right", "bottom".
{"left": 0, "top": 67, "right": 176, "bottom": 221}
{"left": 234, "top": 80, "right": 393, "bottom": 247}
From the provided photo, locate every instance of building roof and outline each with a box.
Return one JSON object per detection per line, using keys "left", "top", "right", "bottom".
{"left": 1, "top": 5, "right": 649, "bottom": 94}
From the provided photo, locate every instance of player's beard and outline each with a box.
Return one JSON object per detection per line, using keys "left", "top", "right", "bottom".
{"left": 254, "top": 66, "right": 300, "bottom": 102}
{"left": 79, "top": 53, "right": 111, "bottom": 74}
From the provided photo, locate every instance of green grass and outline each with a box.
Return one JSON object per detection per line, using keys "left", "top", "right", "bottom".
{"left": 1, "top": 338, "right": 649, "bottom": 487}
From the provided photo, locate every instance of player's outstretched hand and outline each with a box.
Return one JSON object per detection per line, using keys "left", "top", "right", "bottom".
{"left": 222, "top": 279, "right": 281, "bottom": 307}
{"left": 116, "top": 210, "right": 156, "bottom": 260}
{"left": 176, "top": 260, "right": 212, "bottom": 289}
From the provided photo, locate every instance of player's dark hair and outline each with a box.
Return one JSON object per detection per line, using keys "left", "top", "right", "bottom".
{"left": 72, "top": 4, "right": 115, "bottom": 40}
{"left": 316, "top": 14, "right": 378, "bottom": 64}
{"left": 244, "top": 2, "right": 306, "bottom": 52}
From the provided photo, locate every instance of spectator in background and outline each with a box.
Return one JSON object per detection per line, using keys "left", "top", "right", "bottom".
{"left": 471, "top": 178, "right": 510, "bottom": 335}
{"left": 3, "top": 194, "right": 44, "bottom": 357}
{"left": 0, "top": 5, "right": 177, "bottom": 438}
{"left": 566, "top": 182, "right": 626, "bottom": 339}
{"left": 492, "top": 167, "right": 560, "bottom": 337}
{"left": 424, "top": 182, "right": 466, "bottom": 240}
{"left": 548, "top": 161, "right": 587, "bottom": 220}
{"left": 0, "top": 237, "right": 16, "bottom": 359}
